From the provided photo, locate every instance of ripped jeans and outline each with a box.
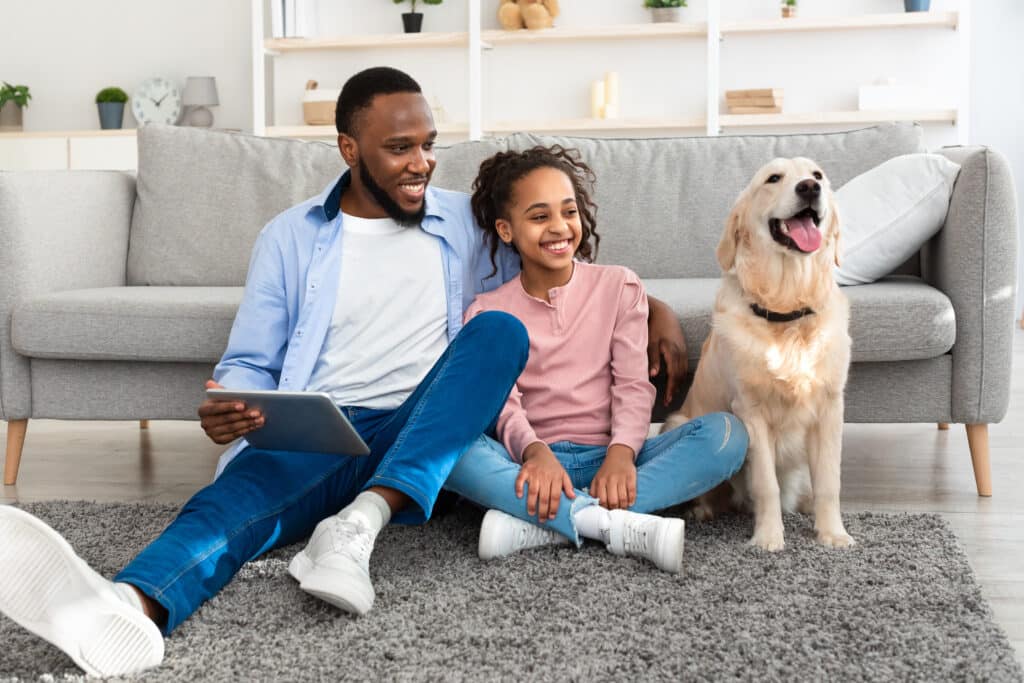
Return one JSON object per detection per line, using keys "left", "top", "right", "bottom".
{"left": 444, "top": 412, "right": 748, "bottom": 545}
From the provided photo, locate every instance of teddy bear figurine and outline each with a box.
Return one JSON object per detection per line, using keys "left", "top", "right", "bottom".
{"left": 498, "top": 0, "right": 560, "bottom": 31}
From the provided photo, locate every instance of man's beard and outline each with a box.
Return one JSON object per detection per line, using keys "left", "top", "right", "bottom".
{"left": 359, "top": 161, "right": 426, "bottom": 227}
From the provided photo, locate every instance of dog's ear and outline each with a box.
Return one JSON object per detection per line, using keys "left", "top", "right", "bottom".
{"left": 828, "top": 200, "right": 841, "bottom": 268}
{"left": 717, "top": 202, "right": 743, "bottom": 272}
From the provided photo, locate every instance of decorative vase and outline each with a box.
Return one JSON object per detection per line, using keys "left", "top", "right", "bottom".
{"left": 650, "top": 8, "right": 681, "bottom": 23}
{"left": 781, "top": 4, "right": 797, "bottom": 18}
{"left": 0, "top": 101, "right": 23, "bottom": 131}
{"left": 402, "top": 12, "right": 423, "bottom": 32}
{"left": 97, "top": 102, "right": 125, "bottom": 130}
{"left": 904, "top": 0, "right": 930, "bottom": 11}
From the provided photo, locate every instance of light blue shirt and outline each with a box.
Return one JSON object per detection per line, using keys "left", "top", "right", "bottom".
{"left": 212, "top": 171, "right": 520, "bottom": 476}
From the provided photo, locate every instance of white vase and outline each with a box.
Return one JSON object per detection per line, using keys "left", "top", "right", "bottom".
{"left": 650, "top": 7, "right": 682, "bottom": 23}
{"left": 0, "top": 101, "right": 23, "bottom": 131}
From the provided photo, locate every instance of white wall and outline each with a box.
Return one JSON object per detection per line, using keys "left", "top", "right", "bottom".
{"left": 0, "top": 0, "right": 252, "bottom": 132}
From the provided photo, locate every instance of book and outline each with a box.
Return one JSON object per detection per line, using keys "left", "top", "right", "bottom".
{"left": 727, "top": 106, "right": 783, "bottom": 114}
{"left": 724, "top": 95, "right": 782, "bottom": 107}
{"left": 726, "top": 88, "right": 784, "bottom": 100}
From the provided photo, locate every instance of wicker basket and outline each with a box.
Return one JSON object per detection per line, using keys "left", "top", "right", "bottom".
{"left": 302, "top": 80, "right": 339, "bottom": 126}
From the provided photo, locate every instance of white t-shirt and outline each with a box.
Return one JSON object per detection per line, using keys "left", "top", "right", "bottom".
{"left": 306, "top": 213, "right": 448, "bottom": 409}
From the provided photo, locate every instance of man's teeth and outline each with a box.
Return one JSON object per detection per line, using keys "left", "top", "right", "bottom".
{"left": 400, "top": 183, "right": 424, "bottom": 192}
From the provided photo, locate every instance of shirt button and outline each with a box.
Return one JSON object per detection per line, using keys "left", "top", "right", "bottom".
{"left": 296, "top": 330, "right": 303, "bottom": 337}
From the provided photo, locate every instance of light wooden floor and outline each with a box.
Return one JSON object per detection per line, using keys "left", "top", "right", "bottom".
{"left": 3, "top": 329, "right": 1024, "bottom": 668}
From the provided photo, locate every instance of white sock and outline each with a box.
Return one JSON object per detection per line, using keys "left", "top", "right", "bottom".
{"left": 113, "top": 582, "right": 146, "bottom": 614}
{"left": 573, "top": 504, "right": 612, "bottom": 543}
{"left": 337, "top": 491, "right": 392, "bottom": 533}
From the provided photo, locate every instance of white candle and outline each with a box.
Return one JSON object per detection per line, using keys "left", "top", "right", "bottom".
{"left": 591, "top": 80, "right": 606, "bottom": 119}
{"left": 604, "top": 71, "right": 620, "bottom": 109}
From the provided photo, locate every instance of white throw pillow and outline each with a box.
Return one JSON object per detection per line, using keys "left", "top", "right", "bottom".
{"left": 833, "top": 153, "right": 960, "bottom": 286}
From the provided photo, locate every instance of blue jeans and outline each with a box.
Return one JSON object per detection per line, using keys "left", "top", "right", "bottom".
{"left": 115, "top": 311, "right": 528, "bottom": 634}
{"left": 444, "top": 412, "right": 748, "bottom": 545}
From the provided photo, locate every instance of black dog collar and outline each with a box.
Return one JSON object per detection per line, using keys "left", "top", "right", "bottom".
{"left": 749, "top": 303, "right": 815, "bottom": 323}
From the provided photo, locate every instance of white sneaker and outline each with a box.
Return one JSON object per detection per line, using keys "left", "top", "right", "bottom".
{"left": 606, "top": 509, "right": 685, "bottom": 574}
{"left": 288, "top": 513, "right": 376, "bottom": 616}
{"left": 0, "top": 505, "right": 165, "bottom": 676}
{"left": 478, "top": 509, "right": 570, "bottom": 560}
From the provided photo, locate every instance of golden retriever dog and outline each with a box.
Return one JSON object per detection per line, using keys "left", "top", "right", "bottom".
{"left": 664, "top": 157, "right": 853, "bottom": 551}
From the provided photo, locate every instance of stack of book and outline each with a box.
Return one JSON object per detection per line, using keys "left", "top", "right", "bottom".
{"left": 725, "top": 89, "right": 783, "bottom": 114}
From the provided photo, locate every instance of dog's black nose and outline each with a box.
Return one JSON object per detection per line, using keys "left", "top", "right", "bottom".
{"left": 795, "top": 179, "right": 821, "bottom": 200}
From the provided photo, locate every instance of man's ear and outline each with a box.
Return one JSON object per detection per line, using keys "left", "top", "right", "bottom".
{"left": 337, "top": 133, "right": 358, "bottom": 168}
{"left": 717, "top": 203, "right": 742, "bottom": 272}
{"left": 496, "top": 218, "right": 513, "bottom": 244}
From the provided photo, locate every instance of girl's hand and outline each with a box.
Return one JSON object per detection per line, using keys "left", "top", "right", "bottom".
{"left": 590, "top": 444, "right": 637, "bottom": 510}
{"left": 516, "top": 442, "right": 575, "bottom": 522}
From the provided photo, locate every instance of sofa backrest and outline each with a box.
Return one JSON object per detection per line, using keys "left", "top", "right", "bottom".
{"left": 127, "top": 122, "right": 923, "bottom": 285}
{"left": 504, "top": 123, "right": 925, "bottom": 278}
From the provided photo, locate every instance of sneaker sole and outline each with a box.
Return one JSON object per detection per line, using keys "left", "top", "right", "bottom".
{"left": 288, "top": 550, "right": 374, "bottom": 616}
{"left": 655, "top": 518, "right": 685, "bottom": 574}
{"left": 0, "top": 505, "right": 164, "bottom": 677}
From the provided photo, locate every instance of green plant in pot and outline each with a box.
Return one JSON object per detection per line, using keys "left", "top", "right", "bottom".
{"left": 0, "top": 82, "right": 31, "bottom": 131}
{"left": 644, "top": 0, "right": 687, "bottom": 24}
{"left": 393, "top": 0, "right": 443, "bottom": 33}
{"left": 781, "top": 0, "right": 797, "bottom": 18}
{"left": 95, "top": 87, "right": 129, "bottom": 130}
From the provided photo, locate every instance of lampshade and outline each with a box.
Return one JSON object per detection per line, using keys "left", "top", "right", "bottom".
{"left": 182, "top": 77, "right": 219, "bottom": 107}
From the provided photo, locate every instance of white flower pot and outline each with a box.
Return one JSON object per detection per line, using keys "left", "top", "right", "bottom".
{"left": 650, "top": 7, "right": 682, "bottom": 23}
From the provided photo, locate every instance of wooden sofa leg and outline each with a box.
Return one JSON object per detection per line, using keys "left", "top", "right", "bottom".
{"left": 4, "top": 419, "right": 28, "bottom": 486}
{"left": 140, "top": 420, "right": 150, "bottom": 430}
{"left": 965, "top": 423, "right": 992, "bottom": 497}
{"left": 937, "top": 422, "right": 949, "bottom": 430}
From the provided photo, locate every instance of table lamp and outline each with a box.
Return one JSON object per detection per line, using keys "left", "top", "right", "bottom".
{"left": 183, "top": 76, "right": 219, "bottom": 127}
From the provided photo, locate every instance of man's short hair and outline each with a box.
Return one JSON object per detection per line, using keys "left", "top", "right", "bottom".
{"left": 335, "top": 67, "right": 422, "bottom": 137}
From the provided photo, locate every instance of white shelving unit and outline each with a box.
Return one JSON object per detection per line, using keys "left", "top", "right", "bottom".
{"left": 251, "top": 0, "right": 967, "bottom": 143}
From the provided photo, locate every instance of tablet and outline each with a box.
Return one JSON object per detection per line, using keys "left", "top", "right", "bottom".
{"left": 206, "top": 389, "right": 370, "bottom": 456}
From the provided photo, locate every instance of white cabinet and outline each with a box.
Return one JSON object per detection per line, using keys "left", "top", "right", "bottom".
{"left": 0, "top": 131, "right": 137, "bottom": 171}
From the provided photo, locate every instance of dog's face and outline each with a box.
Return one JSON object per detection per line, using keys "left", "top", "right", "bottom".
{"left": 717, "top": 157, "right": 840, "bottom": 273}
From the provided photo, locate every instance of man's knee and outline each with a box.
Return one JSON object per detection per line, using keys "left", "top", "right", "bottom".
{"left": 462, "top": 311, "right": 529, "bottom": 374}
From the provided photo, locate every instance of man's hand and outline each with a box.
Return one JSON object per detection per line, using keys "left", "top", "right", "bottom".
{"left": 198, "top": 380, "right": 264, "bottom": 445}
{"left": 589, "top": 444, "right": 637, "bottom": 510}
{"left": 647, "top": 295, "right": 688, "bottom": 406}
{"left": 516, "top": 442, "right": 576, "bottom": 522}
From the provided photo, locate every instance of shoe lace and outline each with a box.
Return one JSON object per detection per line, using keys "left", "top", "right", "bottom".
{"left": 329, "top": 518, "right": 372, "bottom": 562}
{"left": 622, "top": 520, "right": 652, "bottom": 555}
{"left": 517, "top": 521, "right": 555, "bottom": 548}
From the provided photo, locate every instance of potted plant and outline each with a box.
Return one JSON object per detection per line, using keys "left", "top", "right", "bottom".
{"left": 644, "top": 0, "right": 687, "bottom": 24}
{"left": 904, "top": 0, "right": 931, "bottom": 11}
{"left": 95, "top": 87, "right": 129, "bottom": 130}
{"left": 0, "top": 82, "right": 31, "bottom": 131}
{"left": 781, "top": 0, "right": 797, "bottom": 18}
{"left": 393, "top": 0, "right": 443, "bottom": 33}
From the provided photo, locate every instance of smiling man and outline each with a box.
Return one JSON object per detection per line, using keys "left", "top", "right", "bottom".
{"left": 0, "top": 67, "right": 688, "bottom": 677}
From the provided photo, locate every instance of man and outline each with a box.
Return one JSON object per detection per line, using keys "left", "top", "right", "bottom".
{"left": 0, "top": 67, "right": 688, "bottom": 677}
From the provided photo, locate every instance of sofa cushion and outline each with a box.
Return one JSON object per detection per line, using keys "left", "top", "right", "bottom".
{"left": 509, "top": 123, "right": 925, "bottom": 279}
{"left": 128, "top": 126, "right": 507, "bottom": 288}
{"left": 642, "top": 275, "right": 954, "bottom": 364}
{"left": 12, "top": 287, "right": 242, "bottom": 363}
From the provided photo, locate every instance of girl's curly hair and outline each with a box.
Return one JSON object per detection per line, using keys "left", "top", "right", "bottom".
{"left": 470, "top": 145, "right": 600, "bottom": 276}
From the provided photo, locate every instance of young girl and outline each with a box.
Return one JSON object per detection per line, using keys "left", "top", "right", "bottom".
{"left": 444, "top": 146, "right": 748, "bottom": 573}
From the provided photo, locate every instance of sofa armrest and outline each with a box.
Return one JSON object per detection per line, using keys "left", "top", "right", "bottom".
{"left": 922, "top": 147, "right": 1018, "bottom": 423}
{"left": 0, "top": 171, "right": 135, "bottom": 420}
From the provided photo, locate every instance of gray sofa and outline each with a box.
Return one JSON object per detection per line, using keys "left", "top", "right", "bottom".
{"left": 1, "top": 123, "right": 1017, "bottom": 496}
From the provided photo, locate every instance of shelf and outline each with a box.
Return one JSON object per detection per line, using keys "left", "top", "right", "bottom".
{"left": 721, "top": 11, "right": 958, "bottom": 35}
{"left": 0, "top": 129, "right": 137, "bottom": 139}
{"left": 265, "top": 32, "right": 468, "bottom": 51}
{"left": 485, "top": 117, "right": 706, "bottom": 134}
{"left": 265, "top": 123, "right": 470, "bottom": 138}
{"left": 482, "top": 22, "right": 706, "bottom": 44}
{"left": 718, "top": 109, "right": 957, "bottom": 127}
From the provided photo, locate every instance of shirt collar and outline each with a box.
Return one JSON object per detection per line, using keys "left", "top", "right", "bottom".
{"left": 309, "top": 170, "right": 447, "bottom": 224}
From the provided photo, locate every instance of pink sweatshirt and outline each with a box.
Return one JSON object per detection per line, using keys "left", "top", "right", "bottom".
{"left": 465, "top": 262, "right": 656, "bottom": 463}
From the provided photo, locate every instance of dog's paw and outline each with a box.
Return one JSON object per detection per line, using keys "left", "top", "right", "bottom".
{"left": 816, "top": 529, "right": 855, "bottom": 548}
{"left": 686, "top": 500, "right": 716, "bottom": 522}
{"left": 749, "top": 528, "right": 785, "bottom": 552}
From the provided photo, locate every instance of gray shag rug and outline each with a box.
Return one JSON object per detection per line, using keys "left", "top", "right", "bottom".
{"left": 0, "top": 501, "right": 1021, "bottom": 682}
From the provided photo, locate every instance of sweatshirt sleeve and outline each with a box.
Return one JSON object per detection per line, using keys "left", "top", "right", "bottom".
{"left": 608, "top": 269, "right": 657, "bottom": 458}
{"left": 497, "top": 385, "right": 543, "bottom": 464}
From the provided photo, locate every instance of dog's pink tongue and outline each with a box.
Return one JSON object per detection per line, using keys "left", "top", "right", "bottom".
{"left": 784, "top": 215, "right": 822, "bottom": 253}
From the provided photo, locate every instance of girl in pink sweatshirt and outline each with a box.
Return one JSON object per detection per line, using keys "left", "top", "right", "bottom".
{"left": 444, "top": 146, "right": 747, "bottom": 573}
